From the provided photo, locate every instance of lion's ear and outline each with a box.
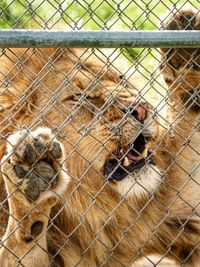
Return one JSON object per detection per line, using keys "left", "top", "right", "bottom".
{"left": 1, "top": 86, "right": 35, "bottom": 109}
{"left": 0, "top": 89, "right": 16, "bottom": 110}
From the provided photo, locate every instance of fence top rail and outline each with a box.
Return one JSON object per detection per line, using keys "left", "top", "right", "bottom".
{"left": 0, "top": 30, "right": 200, "bottom": 48}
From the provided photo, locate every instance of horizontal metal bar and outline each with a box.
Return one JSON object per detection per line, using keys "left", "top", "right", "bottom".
{"left": 0, "top": 30, "right": 200, "bottom": 48}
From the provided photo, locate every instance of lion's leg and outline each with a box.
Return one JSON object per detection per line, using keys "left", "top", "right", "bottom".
{"left": 163, "top": 218, "right": 200, "bottom": 266}
{"left": 0, "top": 127, "right": 70, "bottom": 267}
{"left": 158, "top": 7, "right": 200, "bottom": 178}
{"left": 160, "top": 7, "right": 200, "bottom": 112}
{"left": 159, "top": 8, "right": 200, "bottom": 266}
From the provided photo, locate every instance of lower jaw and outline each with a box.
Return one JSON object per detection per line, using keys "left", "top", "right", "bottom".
{"left": 115, "top": 165, "right": 161, "bottom": 199}
{"left": 105, "top": 152, "right": 155, "bottom": 181}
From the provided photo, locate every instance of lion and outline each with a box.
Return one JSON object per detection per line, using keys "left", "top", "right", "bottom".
{"left": 0, "top": 7, "right": 200, "bottom": 267}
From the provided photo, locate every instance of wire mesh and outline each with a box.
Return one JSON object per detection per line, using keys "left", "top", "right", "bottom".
{"left": 0, "top": 1, "right": 200, "bottom": 267}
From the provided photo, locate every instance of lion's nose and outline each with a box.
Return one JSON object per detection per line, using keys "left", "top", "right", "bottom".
{"left": 130, "top": 103, "right": 148, "bottom": 121}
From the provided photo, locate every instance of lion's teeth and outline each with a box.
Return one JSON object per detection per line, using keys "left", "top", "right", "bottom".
{"left": 124, "top": 156, "right": 129, "bottom": 166}
{"left": 141, "top": 147, "right": 148, "bottom": 158}
{"left": 120, "top": 149, "right": 123, "bottom": 153}
{"left": 141, "top": 143, "right": 150, "bottom": 158}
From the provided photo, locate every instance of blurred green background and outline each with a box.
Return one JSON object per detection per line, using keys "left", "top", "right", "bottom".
{"left": 1, "top": 0, "right": 200, "bottom": 31}
{"left": 0, "top": 0, "right": 199, "bottom": 102}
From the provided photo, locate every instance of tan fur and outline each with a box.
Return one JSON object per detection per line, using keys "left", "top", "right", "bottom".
{"left": 0, "top": 8, "right": 200, "bottom": 266}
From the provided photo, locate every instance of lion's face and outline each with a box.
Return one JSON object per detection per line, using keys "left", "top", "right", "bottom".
{"left": 56, "top": 52, "right": 160, "bottom": 198}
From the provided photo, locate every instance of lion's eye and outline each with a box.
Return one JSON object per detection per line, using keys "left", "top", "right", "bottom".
{"left": 164, "top": 77, "right": 172, "bottom": 84}
{"left": 119, "top": 74, "right": 125, "bottom": 80}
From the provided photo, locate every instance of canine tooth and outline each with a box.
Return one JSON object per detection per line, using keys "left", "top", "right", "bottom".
{"left": 124, "top": 156, "right": 129, "bottom": 166}
{"left": 141, "top": 147, "right": 148, "bottom": 158}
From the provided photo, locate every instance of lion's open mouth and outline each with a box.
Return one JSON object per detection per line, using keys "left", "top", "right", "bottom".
{"left": 105, "top": 134, "right": 155, "bottom": 181}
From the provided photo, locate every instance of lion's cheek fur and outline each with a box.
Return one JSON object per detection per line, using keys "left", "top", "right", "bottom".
{"left": 112, "top": 166, "right": 161, "bottom": 198}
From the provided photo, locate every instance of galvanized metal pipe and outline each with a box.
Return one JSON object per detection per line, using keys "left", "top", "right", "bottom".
{"left": 0, "top": 30, "right": 200, "bottom": 48}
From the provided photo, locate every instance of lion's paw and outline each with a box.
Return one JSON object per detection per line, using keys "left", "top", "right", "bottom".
{"left": 1, "top": 127, "right": 70, "bottom": 201}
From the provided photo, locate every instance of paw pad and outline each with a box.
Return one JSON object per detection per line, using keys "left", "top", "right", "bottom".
{"left": 2, "top": 128, "right": 68, "bottom": 201}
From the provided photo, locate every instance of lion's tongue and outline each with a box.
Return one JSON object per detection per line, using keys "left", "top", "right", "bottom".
{"left": 125, "top": 146, "right": 149, "bottom": 166}
{"left": 116, "top": 146, "right": 149, "bottom": 167}
{"left": 127, "top": 152, "right": 142, "bottom": 162}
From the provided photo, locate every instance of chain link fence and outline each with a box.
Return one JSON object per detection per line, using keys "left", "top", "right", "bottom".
{"left": 0, "top": 1, "right": 200, "bottom": 266}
